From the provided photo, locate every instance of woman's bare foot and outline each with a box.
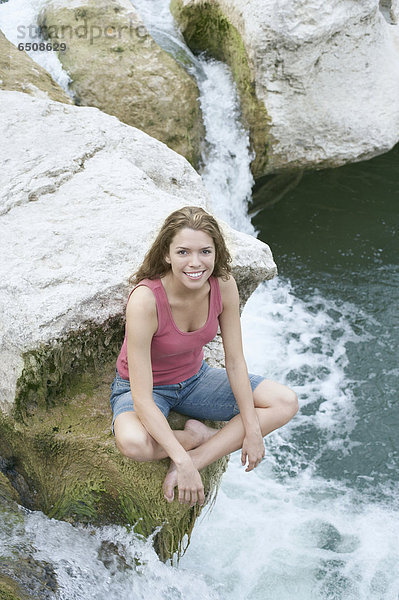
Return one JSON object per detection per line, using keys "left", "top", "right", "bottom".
{"left": 184, "top": 419, "right": 217, "bottom": 448}
{"left": 163, "top": 462, "right": 178, "bottom": 503}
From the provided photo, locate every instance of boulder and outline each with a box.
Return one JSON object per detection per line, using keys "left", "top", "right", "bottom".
{"left": 0, "top": 90, "right": 276, "bottom": 559}
{"left": 171, "top": 0, "right": 399, "bottom": 175}
{"left": 38, "top": 0, "right": 203, "bottom": 167}
{"left": 0, "top": 30, "right": 71, "bottom": 103}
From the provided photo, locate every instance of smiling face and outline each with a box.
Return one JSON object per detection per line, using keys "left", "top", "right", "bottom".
{"left": 165, "top": 228, "right": 215, "bottom": 289}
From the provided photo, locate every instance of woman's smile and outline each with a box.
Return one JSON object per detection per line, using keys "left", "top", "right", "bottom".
{"left": 184, "top": 270, "right": 206, "bottom": 280}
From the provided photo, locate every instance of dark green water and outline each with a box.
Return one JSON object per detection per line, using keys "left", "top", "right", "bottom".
{"left": 252, "top": 145, "right": 399, "bottom": 500}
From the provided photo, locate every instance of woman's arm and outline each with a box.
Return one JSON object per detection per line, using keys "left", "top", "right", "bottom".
{"left": 218, "top": 276, "right": 265, "bottom": 471}
{"left": 126, "top": 286, "right": 204, "bottom": 504}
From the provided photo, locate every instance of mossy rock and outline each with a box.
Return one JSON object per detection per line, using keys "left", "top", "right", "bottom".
{"left": 0, "top": 361, "right": 228, "bottom": 561}
{"left": 170, "top": 0, "right": 270, "bottom": 177}
{"left": 38, "top": 0, "right": 204, "bottom": 167}
{"left": 0, "top": 577, "right": 26, "bottom": 600}
{"left": 0, "top": 472, "right": 20, "bottom": 509}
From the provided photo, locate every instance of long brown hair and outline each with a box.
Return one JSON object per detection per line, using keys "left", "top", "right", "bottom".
{"left": 130, "top": 206, "right": 232, "bottom": 285}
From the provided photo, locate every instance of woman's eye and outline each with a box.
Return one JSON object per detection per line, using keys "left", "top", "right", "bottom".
{"left": 177, "top": 250, "right": 187, "bottom": 255}
{"left": 202, "top": 249, "right": 212, "bottom": 254}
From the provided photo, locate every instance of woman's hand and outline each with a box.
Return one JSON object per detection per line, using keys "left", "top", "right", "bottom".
{"left": 176, "top": 459, "right": 205, "bottom": 507}
{"left": 241, "top": 431, "right": 265, "bottom": 472}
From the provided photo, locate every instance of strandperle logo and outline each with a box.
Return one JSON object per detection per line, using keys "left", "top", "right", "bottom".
{"left": 16, "top": 19, "right": 148, "bottom": 45}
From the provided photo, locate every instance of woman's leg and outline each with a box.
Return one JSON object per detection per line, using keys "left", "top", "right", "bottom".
{"left": 114, "top": 411, "right": 218, "bottom": 462}
{"left": 163, "top": 380, "right": 298, "bottom": 500}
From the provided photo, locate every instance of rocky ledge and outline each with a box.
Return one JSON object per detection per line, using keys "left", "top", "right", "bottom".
{"left": 0, "top": 90, "right": 276, "bottom": 560}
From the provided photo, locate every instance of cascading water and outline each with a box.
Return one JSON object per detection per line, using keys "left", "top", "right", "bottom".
{"left": 1, "top": 0, "right": 399, "bottom": 598}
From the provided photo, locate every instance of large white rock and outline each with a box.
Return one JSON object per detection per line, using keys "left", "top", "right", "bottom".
{"left": 174, "top": 0, "right": 399, "bottom": 172}
{"left": 0, "top": 90, "right": 276, "bottom": 414}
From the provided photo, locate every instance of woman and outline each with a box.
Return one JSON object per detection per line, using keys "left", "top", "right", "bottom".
{"left": 110, "top": 206, "right": 298, "bottom": 508}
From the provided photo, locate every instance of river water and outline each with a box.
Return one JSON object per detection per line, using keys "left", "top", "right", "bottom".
{"left": 1, "top": 1, "right": 398, "bottom": 598}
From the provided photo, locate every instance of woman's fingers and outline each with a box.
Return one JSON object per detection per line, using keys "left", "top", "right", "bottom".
{"left": 176, "top": 464, "right": 204, "bottom": 506}
{"left": 189, "top": 490, "right": 198, "bottom": 507}
{"left": 178, "top": 486, "right": 204, "bottom": 506}
{"left": 245, "top": 454, "right": 264, "bottom": 472}
{"left": 198, "top": 487, "right": 205, "bottom": 506}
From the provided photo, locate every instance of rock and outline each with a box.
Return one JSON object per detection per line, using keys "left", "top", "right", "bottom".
{"left": 0, "top": 559, "right": 57, "bottom": 600}
{"left": 38, "top": 0, "right": 203, "bottom": 167}
{"left": 0, "top": 90, "right": 276, "bottom": 559}
{"left": 0, "top": 30, "right": 71, "bottom": 103}
{"left": 0, "top": 471, "right": 20, "bottom": 509}
{"left": 0, "top": 576, "right": 28, "bottom": 600}
{"left": 0, "top": 474, "right": 57, "bottom": 599}
{"left": 171, "top": 0, "right": 399, "bottom": 175}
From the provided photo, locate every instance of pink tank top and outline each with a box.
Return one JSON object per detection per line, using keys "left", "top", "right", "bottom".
{"left": 116, "top": 276, "right": 223, "bottom": 385}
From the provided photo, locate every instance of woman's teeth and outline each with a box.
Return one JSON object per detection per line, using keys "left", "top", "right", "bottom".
{"left": 185, "top": 271, "right": 203, "bottom": 279}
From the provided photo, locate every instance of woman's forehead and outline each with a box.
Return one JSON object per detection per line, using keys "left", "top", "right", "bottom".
{"left": 171, "top": 228, "right": 214, "bottom": 247}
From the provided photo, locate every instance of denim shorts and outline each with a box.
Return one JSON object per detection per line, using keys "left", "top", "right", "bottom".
{"left": 110, "top": 360, "right": 265, "bottom": 433}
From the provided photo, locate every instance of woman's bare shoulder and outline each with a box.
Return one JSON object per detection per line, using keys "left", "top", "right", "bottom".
{"left": 126, "top": 284, "right": 157, "bottom": 322}
{"left": 217, "top": 275, "right": 239, "bottom": 303}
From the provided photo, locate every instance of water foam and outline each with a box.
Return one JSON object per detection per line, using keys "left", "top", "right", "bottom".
{"left": 181, "top": 460, "right": 399, "bottom": 600}
{"left": 0, "top": 508, "right": 219, "bottom": 600}
{"left": 197, "top": 59, "right": 255, "bottom": 235}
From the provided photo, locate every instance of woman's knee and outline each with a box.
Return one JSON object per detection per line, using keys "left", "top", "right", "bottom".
{"left": 254, "top": 380, "right": 299, "bottom": 419}
{"left": 116, "top": 431, "right": 155, "bottom": 461}
{"left": 113, "top": 411, "right": 158, "bottom": 461}
{"left": 280, "top": 387, "right": 299, "bottom": 419}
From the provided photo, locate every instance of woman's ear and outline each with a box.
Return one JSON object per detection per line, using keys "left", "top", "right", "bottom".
{"left": 165, "top": 255, "right": 171, "bottom": 264}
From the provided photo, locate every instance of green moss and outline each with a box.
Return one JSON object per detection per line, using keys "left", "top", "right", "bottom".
{"left": 14, "top": 315, "right": 124, "bottom": 421}
{"left": 0, "top": 373, "right": 228, "bottom": 561}
{"left": 0, "top": 577, "right": 27, "bottom": 600}
{"left": 170, "top": 0, "right": 270, "bottom": 177}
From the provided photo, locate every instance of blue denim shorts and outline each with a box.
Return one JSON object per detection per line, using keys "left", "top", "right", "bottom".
{"left": 110, "top": 360, "right": 265, "bottom": 433}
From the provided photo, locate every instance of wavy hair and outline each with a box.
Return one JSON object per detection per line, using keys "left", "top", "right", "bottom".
{"left": 130, "top": 206, "right": 232, "bottom": 285}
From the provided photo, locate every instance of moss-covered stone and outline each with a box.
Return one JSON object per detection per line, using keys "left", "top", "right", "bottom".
{"left": 14, "top": 314, "right": 124, "bottom": 421}
{"left": 38, "top": 0, "right": 204, "bottom": 167}
{"left": 170, "top": 0, "right": 270, "bottom": 177}
{"left": 0, "top": 31, "right": 71, "bottom": 103}
{"left": 0, "top": 577, "right": 26, "bottom": 600}
{"left": 0, "top": 472, "right": 20, "bottom": 508}
{"left": 0, "top": 363, "right": 227, "bottom": 561}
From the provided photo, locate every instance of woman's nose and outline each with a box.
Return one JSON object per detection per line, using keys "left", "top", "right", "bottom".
{"left": 189, "top": 253, "right": 201, "bottom": 267}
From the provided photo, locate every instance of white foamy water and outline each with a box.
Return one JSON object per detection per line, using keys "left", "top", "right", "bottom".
{"left": 181, "top": 461, "right": 399, "bottom": 600}
{"left": 1, "top": 0, "right": 399, "bottom": 598}
{"left": 0, "top": 509, "right": 219, "bottom": 600}
{"left": 196, "top": 59, "right": 255, "bottom": 234}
